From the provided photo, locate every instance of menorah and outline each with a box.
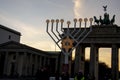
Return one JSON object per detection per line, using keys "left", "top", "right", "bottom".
{"left": 46, "top": 18, "right": 93, "bottom": 72}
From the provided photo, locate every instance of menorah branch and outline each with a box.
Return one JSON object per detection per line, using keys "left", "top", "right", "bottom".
{"left": 46, "top": 18, "right": 93, "bottom": 65}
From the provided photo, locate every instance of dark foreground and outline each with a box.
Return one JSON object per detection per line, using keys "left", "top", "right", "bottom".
{"left": 0, "top": 77, "right": 74, "bottom": 80}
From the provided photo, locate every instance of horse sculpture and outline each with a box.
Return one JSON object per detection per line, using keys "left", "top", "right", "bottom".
{"left": 110, "top": 15, "right": 115, "bottom": 25}
{"left": 94, "top": 5, "right": 116, "bottom": 25}
{"left": 99, "top": 16, "right": 103, "bottom": 25}
{"left": 94, "top": 14, "right": 116, "bottom": 25}
{"left": 94, "top": 16, "right": 99, "bottom": 25}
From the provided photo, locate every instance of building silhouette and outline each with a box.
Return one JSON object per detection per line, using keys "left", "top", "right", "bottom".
{"left": 0, "top": 24, "right": 60, "bottom": 77}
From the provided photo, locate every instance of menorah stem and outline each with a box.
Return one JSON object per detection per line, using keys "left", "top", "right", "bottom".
{"left": 61, "top": 22, "right": 63, "bottom": 31}
{"left": 67, "top": 24, "right": 70, "bottom": 28}
{"left": 51, "top": 22, "right": 54, "bottom": 31}
{"left": 74, "top": 22, "right": 76, "bottom": 28}
{"left": 84, "top": 18, "right": 88, "bottom": 28}
{"left": 66, "top": 21, "right": 71, "bottom": 35}
{"left": 64, "top": 54, "right": 69, "bottom": 64}
{"left": 90, "top": 21, "right": 92, "bottom": 26}
{"left": 60, "top": 19, "right": 64, "bottom": 32}
{"left": 89, "top": 18, "right": 93, "bottom": 26}
{"left": 56, "top": 21, "right": 61, "bottom": 35}
{"left": 73, "top": 21, "right": 76, "bottom": 32}
{"left": 62, "top": 54, "right": 69, "bottom": 73}
{"left": 76, "top": 18, "right": 87, "bottom": 40}
{"left": 79, "top": 22, "right": 81, "bottom": 28}
{"left": 51, "top": 20, "right": 60, "bottom": 40}
{"left": 56, "top": 22, "right": 58, "bottom": 31}
{"left": 46, "top": 22, "right": 49, "bottom": 32}
{"left": 85, "top": 21, "right": 87, "bottom": 28}
{"left": 72, "top": 19, "right": 82, "bottom": 39}
{"left": 46, "top": 19, "right": 50, "bottom": 33}
{"left": 70, "top": 19, "right": 77, "bottom": 35}
{"left": 85, "top": 22, "right": 86, "bottom": 28}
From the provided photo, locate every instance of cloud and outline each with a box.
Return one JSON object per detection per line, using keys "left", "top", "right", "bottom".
{"left": 0, "top": 14, "right": 40, "bottom": 38}
{"left": 0, "top": 14, "right": 54, "bottom": 50}
{"left": 72, "top": 0, "right": 82, "bottom": 18}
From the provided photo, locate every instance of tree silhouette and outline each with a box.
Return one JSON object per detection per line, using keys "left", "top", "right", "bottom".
{"left": 84, "top": 60, "right": 112, "bottom": 80}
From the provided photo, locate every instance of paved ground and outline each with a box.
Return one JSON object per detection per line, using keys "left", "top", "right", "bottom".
{"left": 50, "top": 77, "right": 74, "bottom": 80}
{"left": 0, "top": 77, "right": 74, "bottom": 80}
{"left": 0, "top": 77, "right": 35, "bottom": 80}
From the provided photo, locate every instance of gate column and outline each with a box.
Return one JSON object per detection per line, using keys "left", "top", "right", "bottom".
{"left": 90, "top": 44, "right": 99, "bottom": 80}
{"left": 111, "top": 44, "right": 119, "bottom": 80}
{"left": 74, "top": 45, "right": 85, "bottom": 74}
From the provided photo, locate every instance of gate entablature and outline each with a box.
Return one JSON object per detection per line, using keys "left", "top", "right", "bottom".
{"left": 81, "top": 25, "right": 120, "bottom": 45}
{"left": 65, "top": 25, "right": 120, "bottom": 46}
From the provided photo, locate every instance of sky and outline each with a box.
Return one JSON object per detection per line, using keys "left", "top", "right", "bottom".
{"left": 0, "top": 0, "right": 120, "bottom": 69}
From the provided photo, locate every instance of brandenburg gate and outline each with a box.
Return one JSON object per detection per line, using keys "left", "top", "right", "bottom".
{"left": 74, "top": 24, "right": 120, "bottom": 80}
{"left": 46, "top": 6, "right": 119, "bottom": 80}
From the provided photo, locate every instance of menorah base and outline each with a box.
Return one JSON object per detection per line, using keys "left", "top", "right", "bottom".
{"left": 62, "top": 64, "right": 69, "bottom": 73}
